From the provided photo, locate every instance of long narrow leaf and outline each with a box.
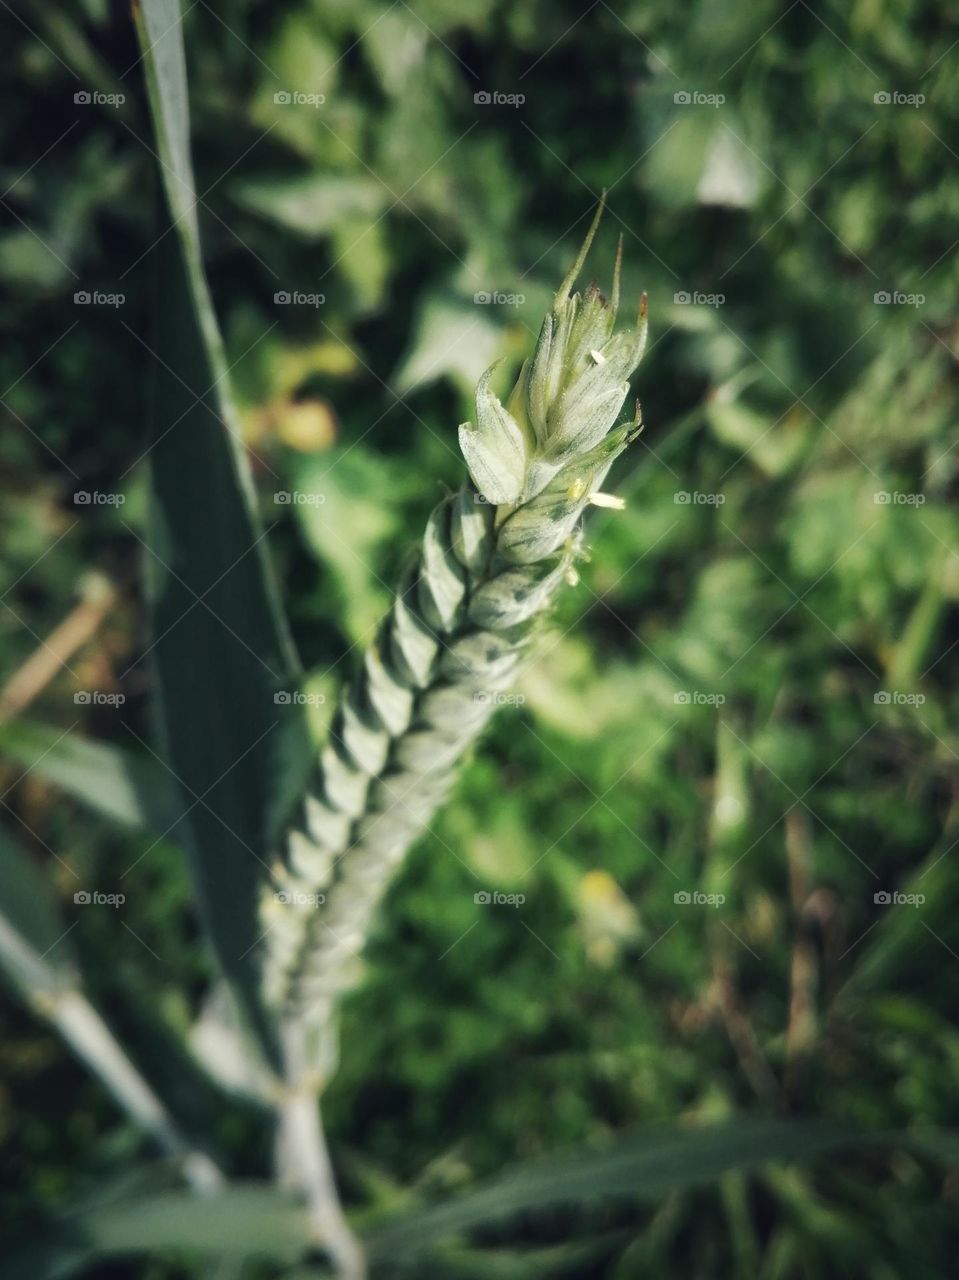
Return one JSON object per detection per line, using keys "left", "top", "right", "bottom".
{"left": 0, "top": 826, "right": 76, "bottom": 997}
{"left": 0, "top": 720, "right": 178, "bottom": 834}
{"left": 133, "top": 0, "right": 308, "bottom": 1068}
{"left": 11, "top": 1122, "right": 956, "bottom": 1277}
{"left": 365, "top": 1118, "right": 954, "bottom": 1257}
{"left": 5, "top": 1185, "right": 310, "bottom": 1280}
{"left": 0, "top": 829, "right": 221, "bottom": 1180}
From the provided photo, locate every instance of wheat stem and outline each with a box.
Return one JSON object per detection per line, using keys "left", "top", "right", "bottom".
{"left": 276, "top": 1020, "right": 365, "bottom": 1278}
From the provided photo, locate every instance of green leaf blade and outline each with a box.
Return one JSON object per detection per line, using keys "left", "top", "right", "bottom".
{"left": 135, "top": 0, "right": 309, "bottom": 1068}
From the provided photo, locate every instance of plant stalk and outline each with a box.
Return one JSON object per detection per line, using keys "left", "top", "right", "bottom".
{"left": 276, "top": 1019, "right": 366, "bottom": 1279}
{"left": 0, "top": 913, "right": 222, "bottom": 1191}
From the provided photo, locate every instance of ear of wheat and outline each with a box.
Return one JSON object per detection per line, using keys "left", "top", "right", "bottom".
{"left": 263, "top": 205, "right": 648, "bottom": 1028}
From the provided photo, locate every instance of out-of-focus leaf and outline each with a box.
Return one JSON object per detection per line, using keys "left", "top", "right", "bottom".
{"left": 190, "top": 982, "right": 276, "bottom": 1103}
{"left": 5, "top": 1185, "right": 312, "bottom": 1278}
{"left": 0, "top": 230, "right": 69, "bottom": 289}
{"left": 135, "top": 0, "right": 309, "bottom": 1069}
{"left": 365, "top": 1118, "right": 942, "bottom": 1257}
{"left": 246, "top": 17, "right": 341, "bottom": 157}
{"left": 81, "top": 1184, "right": 309, "bottom": 1254}
{"left": 2, "top": 1165, "right": 184, "bottom": 1280}
{"left": 393, "top": 299, "right": 504, "bottom": 396}
{"left": 0, "top": 830, "right": 220, "bottom": 1161}
{"left": 643, "top": 110, "right": 714, "bottom": 207}
{"left": 234, "top": 174, "right": 387, "bottom": 238}
{"left": 330, "top": 214, "right": 391, "bottom": 311}
{"left": 362, "top": 8, "right": 429, "bottom": 96}
{"left": 290, "top": 446, "right": 406, "bottom": 644}
{"left": 696, "top": 125, "right": 764, "bottom": 208}
{"left": 706, "top": 394, "right": 811, "bottom": 477}
{"left": 0, "top": 721, "right": 179, "bottom": 835}
{"left": 0, "top": 826, "right": 76, "bottom": 997}
{"left": 398, "top": 1236, "right": 618, "bottom": 1279}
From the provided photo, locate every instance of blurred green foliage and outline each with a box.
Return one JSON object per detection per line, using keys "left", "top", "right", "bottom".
{"left": 1, "top": 0, "right": 958, "bottom": 1275}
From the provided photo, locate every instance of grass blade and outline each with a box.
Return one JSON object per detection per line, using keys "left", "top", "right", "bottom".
{"left": 365, "top": 1117, "right": 949, "bottom": 1257}
{"left": 0, "top": 829, "right": 220, "bottom": 1186}
{"left": 5, "top": 1185, "right": 310, "bottom": 1279}
{"left": 0, "top": 720, "right": 178, "bottom": 834}
{"left": 0, "top": 824, "right": 76, "bottom": 997}
{"left": 133, "top": 0, "right": 309, "bottom": 1067}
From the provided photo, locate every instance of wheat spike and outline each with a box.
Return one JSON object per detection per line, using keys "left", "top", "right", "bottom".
{"left": 263, "top": 213, "right": 648, "bottom": 1020}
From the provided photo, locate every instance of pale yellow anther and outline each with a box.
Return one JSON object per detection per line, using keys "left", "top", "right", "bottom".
{"left": 588, "top": 491, "right": 626, "bottom": 510}
{"left": 566, "top": 478, "right": 588, "bottom": 501}
{"left": 590, "top": 349, "right": 607, "bottom": 364}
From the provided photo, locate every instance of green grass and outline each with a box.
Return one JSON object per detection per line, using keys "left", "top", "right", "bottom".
{"left": 1, "top": 1, "right": 958, "bottom": 1276}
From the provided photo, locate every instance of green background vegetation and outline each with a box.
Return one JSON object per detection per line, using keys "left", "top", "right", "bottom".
{"left": 2, "top": 0, "right": 958, "bottom": 1274}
